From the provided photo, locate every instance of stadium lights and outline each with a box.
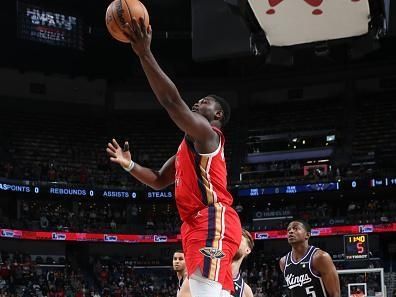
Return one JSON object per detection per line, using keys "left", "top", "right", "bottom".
{"left": 327, "top": 135, "right": 336, "bottom": 142}
{"left": 226, "top": 0, "right": 386, "bottom": 63}
{"left": 246, "top": 0, "right": 371, "bottom": 47}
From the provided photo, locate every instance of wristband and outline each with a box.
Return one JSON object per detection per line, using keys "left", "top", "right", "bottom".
{"left": 123, "top": 160, "right": 135, "bottom": 172}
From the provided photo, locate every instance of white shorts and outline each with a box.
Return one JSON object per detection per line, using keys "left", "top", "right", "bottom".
{"left": 189, "top": 269, "right": 231, "bottom": 297}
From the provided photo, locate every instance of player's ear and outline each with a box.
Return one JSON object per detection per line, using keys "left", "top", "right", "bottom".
{"left": 214, "top": 109, "right": 223, "bottom": 121}
{"left": 245, "top": 247, "right": 252, "bottom": 256}
{"left": 305, "top": 231, "right": 311, "bottom": 240}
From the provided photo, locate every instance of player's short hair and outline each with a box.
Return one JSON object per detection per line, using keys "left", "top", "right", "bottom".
{"left": 242, "top": 229, "right": 254, "bottom": 250}
{"left": 174, "top": 250, "right": 184, "bottom": 255}
{"left": 293, "top": 220, "right": 312, "bottom": 233}
{"left": 208, "top": 94, "right": 231, "bottom": 127}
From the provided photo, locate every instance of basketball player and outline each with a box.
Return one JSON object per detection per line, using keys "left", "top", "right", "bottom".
{"left": 231, "top": 229, "right": 254, "bottom": 297}
{"left": 106, "top": 17, "right": 242, "bottom": 297}
{"left": 279, "top": 220, "right": 341, "bottom": 297}
{"left": 350, "top": 288, "right": 365, "bottom": 297}
{"left": 177, "top": 229, "right": 254, "bottom": 297}
{"left": 173, "top": 250, "right": 187, "bottom": 296}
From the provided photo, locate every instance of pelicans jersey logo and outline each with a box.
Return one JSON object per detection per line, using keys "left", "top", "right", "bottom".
{"left": 199, "top": 247, "right": 225, "bottom": 259}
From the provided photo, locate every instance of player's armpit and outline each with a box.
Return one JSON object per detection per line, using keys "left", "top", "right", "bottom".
{"left": 312, "top": 251, "right": 341, "bottom": 297}
{"left": 243, "top": 283, "right": 254, "bottom": 297}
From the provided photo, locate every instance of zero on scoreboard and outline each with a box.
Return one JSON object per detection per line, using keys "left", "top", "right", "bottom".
{"left": 344, "top": 234, "right": 369, "bottom": 260}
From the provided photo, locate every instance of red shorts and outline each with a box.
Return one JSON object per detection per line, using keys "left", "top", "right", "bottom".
{"left": 181, "top": 202, "right": 242, "bottom": 292}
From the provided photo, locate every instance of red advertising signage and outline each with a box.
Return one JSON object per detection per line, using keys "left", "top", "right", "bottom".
{"left": 1, "top": 223, "right": 395, "bottom": 243}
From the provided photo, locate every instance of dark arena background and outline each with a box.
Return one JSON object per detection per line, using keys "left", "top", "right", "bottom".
{"left": 0, "top": 0, "right": 396, "bottom": 296}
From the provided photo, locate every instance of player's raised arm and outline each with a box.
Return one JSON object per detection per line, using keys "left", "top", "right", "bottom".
{"left": 122, "top": 18, "right": 218, "bottom": 148}
{"left": 106, "top": 139, "right": 175, "bottom": 190}
{"left": 312, "top": 250, "right": 341, "bottom": 297}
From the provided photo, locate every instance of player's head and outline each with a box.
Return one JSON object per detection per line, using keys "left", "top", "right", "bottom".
{"left": 172, "top": 250, "right": 186, "bottom": 273}
{"left": 233, "top": 229, "right": 254, "bottom": 261}
{"left": 192, "top": 95, "right": 231, "bottom": 128}
{"left": 287, "top": 220, "right": 311, "bottom": 245}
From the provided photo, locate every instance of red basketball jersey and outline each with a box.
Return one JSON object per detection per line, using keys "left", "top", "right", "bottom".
{"left": 175, "top": 127, "right": 233, "bottom": 222}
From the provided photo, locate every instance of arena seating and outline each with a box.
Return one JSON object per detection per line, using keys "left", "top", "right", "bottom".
{"left": 352, "top": 94, "right": 396, "bottom": 168}
{"left": 0, "top": 108, "right": 238, "bottom": 187}
{"left": 0, "top": 196, "right": 394, "bottom": 235}
{"left": 1, "top": 94, "right": 395, "bottom": 190}
{"left": 247, "top": 98, "right": 344, "bottom": 136}
{"left": 0, "top": 250, "right": 288, "bottom": 297}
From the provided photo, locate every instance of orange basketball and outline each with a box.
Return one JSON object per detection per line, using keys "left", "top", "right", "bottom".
{"left": 105, "top": 0, "right": 149, "bottom": 43}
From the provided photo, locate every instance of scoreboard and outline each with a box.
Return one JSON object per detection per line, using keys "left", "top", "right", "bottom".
{"left": 344, "top": 234, "right": 369, "bottom": 260}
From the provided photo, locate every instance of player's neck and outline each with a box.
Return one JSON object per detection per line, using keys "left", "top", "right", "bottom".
{"left": 177, "top": 270, "right": 186, "bottom": 280}
{"left": 291, "top": 243, "right": 310, "bottom": 261}
{"left": 210, "top": 120, "right": 222, "bottom": 129}
{"left": 232, "top": 257, "right": 244, "bottom": 278}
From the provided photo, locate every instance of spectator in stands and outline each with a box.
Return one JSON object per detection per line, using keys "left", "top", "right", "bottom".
{"left": 40, "top": 215, "right": 49, "bottom": 229}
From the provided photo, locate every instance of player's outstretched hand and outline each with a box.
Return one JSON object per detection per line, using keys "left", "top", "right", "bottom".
{"left": 106, "top": 139, "right": 132, "bottom": 169}
{"left": 123, "top": 17, "right": 152, "bottom": 56}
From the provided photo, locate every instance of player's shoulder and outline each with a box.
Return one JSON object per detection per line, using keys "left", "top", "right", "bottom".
{"left": 312, "top": 248, "right": 331, "bottom": 260}
{"left": 311, "top": 248, "right": 334, "bottom": 268}
{"left": 243, "top": 283, "right": 254, "bottom": 297}
{"left": 279, "top": 255, "right": 287, "bottom": 271}
{"left": 279, "top": 255, "right": 287, "bottom": 263}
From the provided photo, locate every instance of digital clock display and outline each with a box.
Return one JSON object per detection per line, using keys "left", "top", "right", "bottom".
{"left": 344, "top": 234, "right": 369, "bottom": 260}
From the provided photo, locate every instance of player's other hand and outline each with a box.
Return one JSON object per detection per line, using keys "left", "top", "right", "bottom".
{"left": 123, "top": 17, "right": 152, "bottom": 56}
{"left": 106, "top": 139, "right": 132, "bottom": 169}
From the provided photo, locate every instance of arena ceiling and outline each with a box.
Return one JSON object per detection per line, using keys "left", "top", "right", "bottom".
{"left": 0, "top": 0, "right": 395, "bottom": 80}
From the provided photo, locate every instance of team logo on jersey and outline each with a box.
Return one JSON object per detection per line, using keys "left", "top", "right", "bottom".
{"left": 285, "top": 273, "right": 312, "bottom": 289}
{"left": 199, "top": 247, "right": 225, "bottom": 259}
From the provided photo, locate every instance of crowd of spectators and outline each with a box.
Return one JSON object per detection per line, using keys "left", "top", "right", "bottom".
{"left": 239, "top": 198, "right": 396, "bottom": 232}
{"left": 0, "top": 109, "right": 183, "bottom": 190}
{"left": 1, "top": 94, "right": 395, "bottom": 190}
{"left": 90, "top": 257, "right": 179, "bottom": 297}
{"left": 0, "top": 250, "right": 178, "bottom": 296}
{"left": 238, "top": 160, "right": 378, "bottom": 188}
{"left": 0, "top": 251, "right": 86, "bottom": 297}
{"left": 0, "top": 197, "right": 394, "bottom": 236}
{"left": 0, "top": 156, "right": 141, "bottom": 189}
{"left": 0, "top": 248, "right": 390, "bottom": 296}
{"left": 240, "top": 251, "right": 285, "bottom": 297}
{"left": 0, "top": 251, "right": 291, "bottom": 297}
{"left": 0, "top": 200, "right": 181, "bottom": 235}
{"left": 0, "top": 251, "right": 283, "bottom": 297}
